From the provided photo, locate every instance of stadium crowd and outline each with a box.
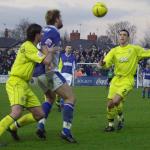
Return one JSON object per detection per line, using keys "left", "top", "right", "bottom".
{"left": 0, "top": 45, "right": 148, "bottom": 77}
{"left": 73, "top": 48, "right": 108, "bottom": 77}
{"left": 0, "top": 46, "right": 106, "bottom": 76}
{"left": 0, "top": 49, "right": 16, "bottom": 75}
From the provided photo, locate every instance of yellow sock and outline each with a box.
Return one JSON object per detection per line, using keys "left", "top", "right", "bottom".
{"left": 10, "top": 113, "right": 36, "bottom": 131}
{"left": 0, "top": 115, "right": 14, "bottom": 136}
{"left": 107, "top": 106, "right": 117, "bottom": 121}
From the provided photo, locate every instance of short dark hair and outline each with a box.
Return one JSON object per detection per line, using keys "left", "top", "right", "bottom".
{"left": 119, "top": 29, "right": 130, "bottom": 37}
{"left": 45, "top": 9, "right": 60, "bottom": 25}
{"left": 26, "top": 23, "right": 42, "bottom": 42}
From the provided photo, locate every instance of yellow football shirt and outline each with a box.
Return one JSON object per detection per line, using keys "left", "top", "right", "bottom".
{"left": 10, "top": 41, "right": 46, "bottom": 81}
{"left": 104, "top": 44, "right": 150, "bottom": 77}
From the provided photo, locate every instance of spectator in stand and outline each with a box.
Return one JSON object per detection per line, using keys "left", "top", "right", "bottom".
{"left": 0, "top": 49, "right": 16, "bottom": 75}
{"left": 75, "top": 68, "right": 83, "bottom": 77}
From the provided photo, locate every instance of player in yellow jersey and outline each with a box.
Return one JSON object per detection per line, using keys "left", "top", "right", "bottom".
{"left": 99, "top": 29, "right": 150, "bottom": 132}
{"left": 0, "top": 23, "right": 55, "bottom": 142}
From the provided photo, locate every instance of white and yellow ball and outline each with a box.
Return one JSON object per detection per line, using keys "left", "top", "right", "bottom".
{"left": 92, "top": 2, "right": 108, "bottom": 17}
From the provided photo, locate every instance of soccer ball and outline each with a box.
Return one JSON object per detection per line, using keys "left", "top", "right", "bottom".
{"left": 92, "top": 2, "right": 108, "bottom": 17}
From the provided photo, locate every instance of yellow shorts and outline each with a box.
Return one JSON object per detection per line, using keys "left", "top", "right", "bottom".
{"left": 6, "top": 76, "right": 41, "bottom": 108}
{"left": 108, "top": 76, "right": 134, "bottom": 99}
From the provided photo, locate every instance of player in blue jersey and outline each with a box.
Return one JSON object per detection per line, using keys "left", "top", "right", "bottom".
{"left": 142, "top": 62, "right": 150, "bottom": 98}
{"left": 33, "top": 10, "right": 76, "bottom": 143}
{"left": 39, "top": 10, "right": 76, "bottom": 143}
{"left": 56, "top": 45, "right": 76, "bottom": 111}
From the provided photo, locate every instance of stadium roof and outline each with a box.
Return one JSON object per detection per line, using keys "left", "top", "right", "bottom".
{"left": 0, "top": 37, "right": 21, "bottom": 49}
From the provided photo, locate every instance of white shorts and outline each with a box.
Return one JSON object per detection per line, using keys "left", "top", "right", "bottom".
{"left": 31, "top": 72, "right": 66, "bottom": 93}
{"left": 143, "top": 79, "right": 150, "bottom": 87}
{"left": 31, "top": 74, "right": 50, "bottom": 93}
{"left": 61, "top": 73, "right": 73, "bottom": 86}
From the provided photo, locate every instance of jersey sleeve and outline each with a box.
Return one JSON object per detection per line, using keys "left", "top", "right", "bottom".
{"left": 136, "top": 45, "right": 150, "bottom": 60}
{"left": 103, "top": 49, "right": 114, "bottom": 68}
{"left": 24, "top": 43, "right": 46, "bottom": 63}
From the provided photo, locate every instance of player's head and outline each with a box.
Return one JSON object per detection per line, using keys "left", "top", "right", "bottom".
{"left": 118, "top": 29, "right": 130, "bottom": 46}
{"left": 65, "top": 44, "right": 72, "bottom": 54}
{"left": 26, "top": 23, "right": 42, "bottom": 43}
{"left": 45, "top": 9, "right": 63, "bottom": 29}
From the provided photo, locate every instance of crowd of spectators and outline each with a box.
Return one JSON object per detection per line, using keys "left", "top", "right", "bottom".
{"left": 0, "top": 46, "right": 109, "bottom": 76}
{"left": 0, "top": 46, "right": 148, "bottom": 78}
{"left": 0, "top": 49, "right": 16, "bottom": 75}
{"left": 73, "top": 48, "right": 109, "bottom": 77}
{"left": 73, "top": 48, "right": 104, "bottom": 63}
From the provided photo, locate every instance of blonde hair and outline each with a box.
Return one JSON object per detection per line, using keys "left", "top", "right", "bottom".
{"left": 45, "top": 9, "right": 60, "bottom": 25}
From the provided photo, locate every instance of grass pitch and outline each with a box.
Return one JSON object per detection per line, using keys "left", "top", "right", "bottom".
{"left": 0, "top": 84, "right": 150, "bottom": 150}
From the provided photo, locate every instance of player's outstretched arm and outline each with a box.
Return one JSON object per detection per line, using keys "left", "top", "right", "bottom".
{"left": 136, "top": 45, "right": 150, "bottom": 60}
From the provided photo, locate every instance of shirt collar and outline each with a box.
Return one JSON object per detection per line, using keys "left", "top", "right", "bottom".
{"left": 46, "top": 25, "right": 59, "bottom": 32}
{"left": 65, "top": 52, "right": 71, "bottom": 57}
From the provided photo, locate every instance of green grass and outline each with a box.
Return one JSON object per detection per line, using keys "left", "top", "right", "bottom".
{"left": 0, "top": 84, "right": 150, "bottom": 150}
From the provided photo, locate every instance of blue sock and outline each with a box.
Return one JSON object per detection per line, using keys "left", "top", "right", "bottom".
{"left": 37, "top": 101, "right": 52, "bottom": 130}
{"left": 60, "top": 98, "right": 64, "bottom": 108}
{"left": 142, "top": 90, "right": 145, "bottom": 98}
{"left": 42, "top": 101, "right": 52, "bottom": 118}
{"left": 62, "top": 103, "right": 74, "bottom": 135}
{"left": 38, "top": 120, "right": 45, "bottom": 130}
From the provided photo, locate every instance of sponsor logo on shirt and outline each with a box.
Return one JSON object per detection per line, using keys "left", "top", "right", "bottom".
{"left": 119, "top": 57, "right": 128, "bottom": 63}
{"left": 64, "top": 62, "right": 73, "bottom": 66}
{"left": 45, "top": 38, "right": 52, "bottom": 47}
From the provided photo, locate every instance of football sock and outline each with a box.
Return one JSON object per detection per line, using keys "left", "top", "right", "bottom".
{"left": 0, "top": 115, "right": 14, "bottom": 136}
{"left": 42, "top": 101, "right": 52, "bottom": 118}
{"left": 10, "top": 113, "right": 36, "bottom": 131}
{"left": 107, "top": 107, "right": 117, "bottom": 122}
{"left": 60, "top": 98, "right": 64, "bottom": 108}
{"left": 37, "top": 101, "right": 52, "bottom": 130}
{"left": 62, "top": 103, "right": 74, "bottom": 135}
